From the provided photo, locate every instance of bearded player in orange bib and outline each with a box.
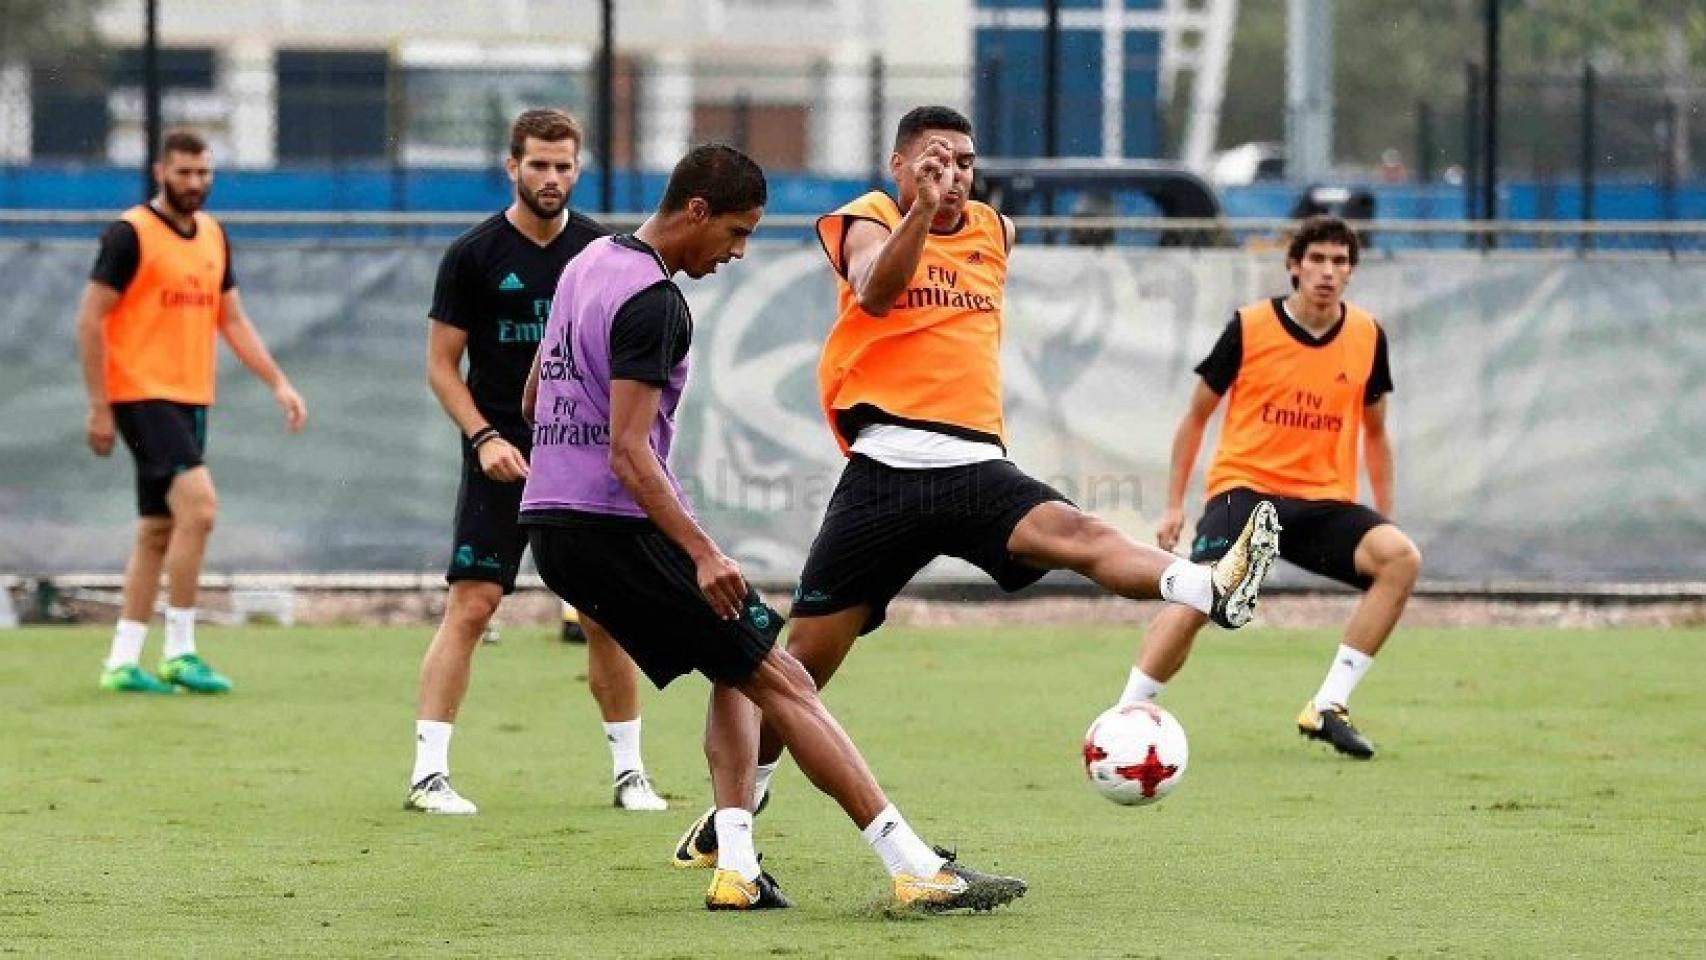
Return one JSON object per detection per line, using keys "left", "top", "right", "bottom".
{"left": 671, "top": 106, "right": 1282, "bottom": 868}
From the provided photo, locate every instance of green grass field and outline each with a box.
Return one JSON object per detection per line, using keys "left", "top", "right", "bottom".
{"left": 3, "top": 623, "right": 1702, "bottom": 958}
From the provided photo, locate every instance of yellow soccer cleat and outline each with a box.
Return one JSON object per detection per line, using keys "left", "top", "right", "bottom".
{"left": 891, "top": 849, "right": 1027, "bottom": 914}
{"left": 705, "top": 867, "right": 793, "bottom": 911}
{"left": 1209, "top": 500, "right": 1281, "bottom": 628}
{"left": 671, "top": 806, "right": 718, "bottom": 869}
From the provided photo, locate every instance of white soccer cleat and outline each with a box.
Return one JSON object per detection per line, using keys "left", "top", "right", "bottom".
{"left": 1208, "top": 500, "right": 1281, "bottom": 629}
{"left": 613, "top": 770, "right": 668, "bottom": 812}
{"left": 404, "top": 773, "right": 479, "bottom": 815}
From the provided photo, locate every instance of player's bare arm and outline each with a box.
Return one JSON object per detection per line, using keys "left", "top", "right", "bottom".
{"left": 218, "top": 288, "right": 306, "bottom": 432}
{"left": 1157, "top": 381, "right": 1223, "bottom": 552}
{"left": 74, "top": 281, "right": 123, "bottom": 457}
{"left": 608, "top": 378, "right": 745, "bottom": 620}
{"left": 427, "top": 318, "right": 526, "bottom": 482}
{"left": 846, "top": 136, "right": 956, "bottom": 316}
{"left": 1363, "top": 395, "right": 1394, "bottom": 516}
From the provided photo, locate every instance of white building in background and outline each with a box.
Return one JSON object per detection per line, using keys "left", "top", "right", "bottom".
{"left": 2, "top": 0, "right": 972, "bottom": 173}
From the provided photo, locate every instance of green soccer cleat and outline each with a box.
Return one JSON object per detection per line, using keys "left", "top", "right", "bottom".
{"left": 99, "top": 663, "right": 176, "bottom": 694}
{"left": 158, "top": 653, "right": 233, "bottom": 694}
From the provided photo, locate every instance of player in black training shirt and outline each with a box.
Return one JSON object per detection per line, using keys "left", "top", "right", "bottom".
{"left": 406, "top": 109, "right": 667, "bottom": 815}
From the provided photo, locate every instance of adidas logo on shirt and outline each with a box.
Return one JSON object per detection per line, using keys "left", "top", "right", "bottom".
{"left": 498, "top": 272, "right": 525, "bottom": 291}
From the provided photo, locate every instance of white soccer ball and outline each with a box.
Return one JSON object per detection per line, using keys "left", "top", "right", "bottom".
{"left": 1082, "top": 702, "right": 1189, "bottom": 806}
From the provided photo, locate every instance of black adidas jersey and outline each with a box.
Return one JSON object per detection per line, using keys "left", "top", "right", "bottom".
{"left": 430, "top": 209, "right": 606, "bottom": 440}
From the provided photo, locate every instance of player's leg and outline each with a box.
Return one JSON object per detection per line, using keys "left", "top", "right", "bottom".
{"left": 1118, "top": 604, "right": 1211, "bottom": 704}
{"left": 1291, "top": 508, "right": 1421, "bottom": 759}
{"left": 1007, "top": 497, "right": 1279, "bottom": 628}
{"left": 1342, "top": 523, "right": 1422, "bottom": 658}
{"left": 1114, "top": 489, "right": 1269, "bottom": 704}
{"left": 101, "top": 515, "right": 175, "bottom": 693}
{"left": 103, "top": 401, "right": 199, "bottom": 693}
{"left": 677, "top": 458, "right": 930, "bottom": 865}
{"left": 585, "top": 614, "right": 667, "bottom": 811}
{"left": 153, "top": 465, "right": 230, "bottom": 693}
{"left": 1296, "top": 518, "right": 1419, "bottom": 760}
{"left": 560, "top": 601, "right": 587, "bottom": 643}
{"left": 755, "top": 605, "right": 868, "bottom": 766}
{"left": 699, "top": 682, "right": 785, "bottom": 908}
{"left": 407, "top": 455, "right": 524, "bottom": 812}
{"left": 754, "top": 458, "right": 929, "bottom": 782}
{"left": 407, "top": 578, "right": 501, "bottom": 813}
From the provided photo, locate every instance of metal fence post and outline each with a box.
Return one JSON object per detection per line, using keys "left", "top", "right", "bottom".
{"left": 869, "top": 53, "right": 885, "bottom": 188}
{"left": 1580, "top": 62, "right": 1596, "bottom": 251}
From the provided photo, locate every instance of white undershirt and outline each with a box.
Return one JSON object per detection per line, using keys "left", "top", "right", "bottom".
{"left": 850, "top": 424, "right": 1007, "bottom": 469}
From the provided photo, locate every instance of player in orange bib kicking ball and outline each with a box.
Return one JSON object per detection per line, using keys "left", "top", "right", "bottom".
{"left": 76, "top": 129, "right": 307, "bottom": 694}
{"left": 671, "top": 106, "right": 1282, "bottom": 865}
{"left": 1117, "top": 216, "right": 1423, "bottom": 759}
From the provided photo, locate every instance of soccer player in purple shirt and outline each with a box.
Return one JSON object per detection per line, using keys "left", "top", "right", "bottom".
{"left": 519, "top": 144, "right": 1026, "bottom": 914}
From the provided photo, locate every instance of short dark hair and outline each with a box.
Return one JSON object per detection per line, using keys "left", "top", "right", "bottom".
{"left": 658, "top": 144, "right": 767, "bottom": 216}
{"left": 1287, "top": 215, "right": 1361, "bottom": 267}
{"left": 893, "top": 105, "right": 973, "bottom": 153}
{"left": 509, "top": 108, "right": 583, "bottom": 159}
{"left": 158, "top": 129, "right": 207, "bottom": 160}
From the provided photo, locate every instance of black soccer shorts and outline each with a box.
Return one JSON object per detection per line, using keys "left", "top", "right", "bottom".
{"left": 112, "top": 400, "right": 207, "bottom": 517}
{"left": 1190, "top": 486, "right": 1389, "bottom": 590}
{"left": 527, "top": 518, "right": 782, "bottom": 689}
{"left": 790, "top": 454, "right": 1071, "bottom": 635}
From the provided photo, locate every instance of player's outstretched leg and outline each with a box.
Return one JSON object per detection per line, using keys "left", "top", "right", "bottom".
{"left": 1007, "top": 499, "right": 1280, "bottom": 628}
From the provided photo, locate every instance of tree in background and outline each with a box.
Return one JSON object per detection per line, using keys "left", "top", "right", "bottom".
{"left": 0, "top": 0, "right": 105, "bottom": 62}
{"left": 1200, "top": 0, "right": 1703, "bottom": 178}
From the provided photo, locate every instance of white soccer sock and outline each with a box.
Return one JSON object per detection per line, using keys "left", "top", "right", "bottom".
{"left": 861, "top": 804, "right": 945, "bottom": 879}
{"left": 412, "top": 720, "right": 453, "bottom": 786}
{"left": 1159, "top": 559, "right": 1214, "bottom": 615}
{"left": 1118, "top": 667, "right": 1166, "bottom": 705}
{"left": 163, "top": 607, "right": 197, "bottom": 660}
{"left": 1313, "top": 644, "right": 1375, "bottom": 710}
{"left": 105, "top": 619, "right": 148, "bottom": 670}
{"left": 603, "top": 718, "right": 644, "bottom": 780}
{"left": 751, "top": 760, "right": 780, "bottom": 810}
{"left": 713, "top": 807, "right": 761, "bottom": 882}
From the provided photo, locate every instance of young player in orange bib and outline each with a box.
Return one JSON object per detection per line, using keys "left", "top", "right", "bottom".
{"left": 1119, "top": 216, "right": 1423, "bottom": 759}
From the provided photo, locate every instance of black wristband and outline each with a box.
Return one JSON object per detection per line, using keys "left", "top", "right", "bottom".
{"left": 469, "top": 426, "right": 500, "bottom": 449}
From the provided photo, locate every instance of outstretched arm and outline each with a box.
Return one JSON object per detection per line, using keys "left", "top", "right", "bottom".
{"left": 74, "top": 282, "right": 122, "bottom": 456}
{"left": 218, "top": 288, "right": 306, "bottom": 432}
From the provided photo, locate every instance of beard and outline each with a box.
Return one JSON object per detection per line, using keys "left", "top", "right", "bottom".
{"left": 517, "top": 182, "right": 566, "bottom": 220}
{"left": 162, "top": 181, "right": 206, "bottom": 215}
